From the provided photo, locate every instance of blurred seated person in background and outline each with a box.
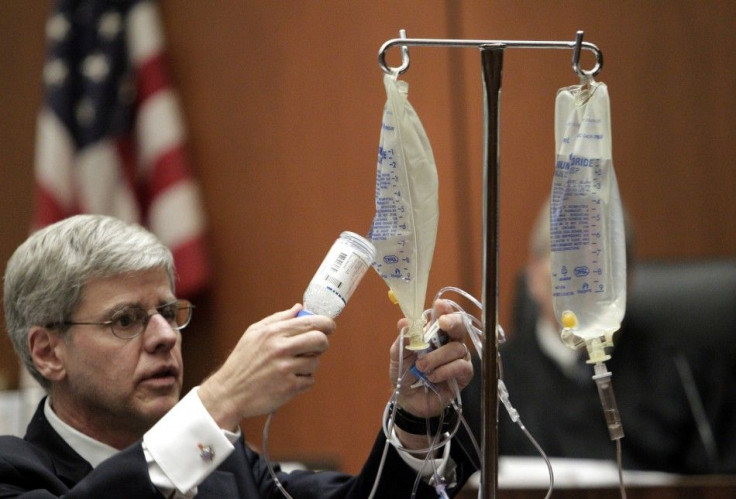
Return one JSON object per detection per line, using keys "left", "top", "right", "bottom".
{"left": 463, "top": 199, "right": 736, "bottom": 475}
{"left": 0, "top": 214, "right": 477, "bottom": 498}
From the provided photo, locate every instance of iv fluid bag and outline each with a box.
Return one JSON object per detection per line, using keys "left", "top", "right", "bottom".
{"left": 550, "top": 81, "right": 626, "bottom": 342}
{"left": 369, "top": 74, "right": 439, "bottom": 347}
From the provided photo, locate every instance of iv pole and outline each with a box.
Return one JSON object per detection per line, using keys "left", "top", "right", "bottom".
{"left": 378, "top": 30, "right": 603, "bottom": 499}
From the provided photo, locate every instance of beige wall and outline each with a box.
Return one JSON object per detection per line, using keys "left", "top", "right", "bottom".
{"left": 1, "top": 1, "right": 734, "bottom": 473}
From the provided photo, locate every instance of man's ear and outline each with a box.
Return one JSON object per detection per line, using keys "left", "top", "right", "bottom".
{"left": 28, "top": 326, "right": 66, "bottom": 383}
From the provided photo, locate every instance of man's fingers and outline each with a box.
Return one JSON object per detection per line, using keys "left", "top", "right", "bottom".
{"left": 291, "top": 330, "right": 330, "bottom": 357}
{"left": 258, "top": 304, "right": 302, "bottom": 325}
{"left": 436, "top": 311, "right": 467, "bottom": 341}
{"left": 415, "top": 341, "right": 471, "bottom": 378}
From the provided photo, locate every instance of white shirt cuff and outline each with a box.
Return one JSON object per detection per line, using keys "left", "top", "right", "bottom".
{"left": 390, "top": 428, "right": 451, "bottom": 479}
{"left": 143, "top": 387, "right": 237, "bottom": 494}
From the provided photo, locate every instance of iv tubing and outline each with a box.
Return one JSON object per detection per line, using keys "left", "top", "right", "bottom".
{"left": 262, "top": 412, "right": 294, "bottom": 499}
{"left": 371, "top": 323, "right": 460, "bottom": 499}
{"left": 592, "top": 362, "right": 625, "bottom": 441}
{"left": 616, "top": 439, "right": 627, "bottom": 499}
{"left": 428, "top": 287, "right": 555, "bottom": 497}
{"left": 262, "top": 287, "right": 555, "bottom": 499}
{"left": 591, "top": 360, "right": 627, "bottom": 498}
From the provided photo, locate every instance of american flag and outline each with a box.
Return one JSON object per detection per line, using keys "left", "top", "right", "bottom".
{"left": 33, "top": 0, "right": 210, "bottom": 297}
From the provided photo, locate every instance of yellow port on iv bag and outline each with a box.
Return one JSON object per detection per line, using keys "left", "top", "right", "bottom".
{"left": 369, "top": 73, "right": 439, "bottom": 350}
{"left": 550, "top": 79, "right": 626, "bottom": 360}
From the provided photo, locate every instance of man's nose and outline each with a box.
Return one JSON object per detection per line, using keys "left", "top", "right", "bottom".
{"left": 144, "top": 314, "right": 179, "bottom": 352}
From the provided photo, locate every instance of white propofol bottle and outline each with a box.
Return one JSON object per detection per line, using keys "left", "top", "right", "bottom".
{"left": 299, "top": 232, "right": 376, "bottom": 318}
{"left": 550, "top": 82, "right": 627, "bottom": 359}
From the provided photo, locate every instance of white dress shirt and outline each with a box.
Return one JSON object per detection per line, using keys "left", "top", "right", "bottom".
{"left": 46, "top": 387, "right": 452, "bottom": 496}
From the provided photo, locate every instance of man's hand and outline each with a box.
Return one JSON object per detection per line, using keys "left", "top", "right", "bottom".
{"left": 390, "top": 299, "right": 474, "bottom": 420}
{"left": 199, "top": 304, "right": 335, "bottom": 430}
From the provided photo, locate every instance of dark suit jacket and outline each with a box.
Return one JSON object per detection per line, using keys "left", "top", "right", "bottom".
{"left": 0, "top": 400, "right": 475, "bottom": 498}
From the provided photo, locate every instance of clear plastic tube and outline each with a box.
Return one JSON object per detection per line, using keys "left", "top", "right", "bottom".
{"left": 376, "top": 287, "right": 553, "bottom": 498}
{"left": 592, "top": 362, "right": 624, "bottom": 441}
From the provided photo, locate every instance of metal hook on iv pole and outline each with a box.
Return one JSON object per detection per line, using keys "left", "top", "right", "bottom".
{"left": 572, "top": 30, "right": 602, "bottom": 78}
{"left": 388, "top": 29, "right": 411, "bottom": 75}
{"left": 378, "top": 29, "right": 604, "bottom": 77}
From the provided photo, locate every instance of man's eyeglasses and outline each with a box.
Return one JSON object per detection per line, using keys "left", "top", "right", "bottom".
{"left": 47, "top": 300, "right": 194, "bottom": 339}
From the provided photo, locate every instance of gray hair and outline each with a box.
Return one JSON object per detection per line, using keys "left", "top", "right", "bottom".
{"left": 3, "top": 215, "right": 176, "bottom": 389}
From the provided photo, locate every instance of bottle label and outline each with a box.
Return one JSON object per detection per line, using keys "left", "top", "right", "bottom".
{"left": 311, "top": 242, "right": 371, "bottom": 303}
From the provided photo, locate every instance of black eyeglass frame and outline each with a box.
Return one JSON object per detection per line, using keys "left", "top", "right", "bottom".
{"left": 45, "top": 299, "right": 194, "bottom": 339}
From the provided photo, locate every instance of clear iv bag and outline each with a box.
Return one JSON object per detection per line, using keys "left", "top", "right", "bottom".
{"left": 550, "top": 80, "right": 626, "bottom": 345}
{"left": 369, "top": 74, "right": 439, "bottom": 349}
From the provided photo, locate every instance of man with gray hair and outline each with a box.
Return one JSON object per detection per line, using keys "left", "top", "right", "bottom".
{"left": 1, "top": 214, "right": 476, "bottom": 497}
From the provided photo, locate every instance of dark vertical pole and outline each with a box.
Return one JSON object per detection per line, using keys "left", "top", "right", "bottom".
{"left": 480, "top": 45, "right": 503, "bottom": 499}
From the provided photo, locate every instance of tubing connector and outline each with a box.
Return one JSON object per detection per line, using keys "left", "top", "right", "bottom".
{"left": 585, "top": 336, "right": 612, "bottom": 364}
{"left": 406, "top": 319, "right": 431, "bottom": 351}
{"left": 498, "top": 379, "right": 519, "bottom": 423}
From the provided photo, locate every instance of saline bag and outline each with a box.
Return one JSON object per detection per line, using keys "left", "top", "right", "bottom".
{"left": 550, "top": 78, "right": 627, "bottom": 361}
{"left": 368, "top": 73, "right": 439, "bottom": 350}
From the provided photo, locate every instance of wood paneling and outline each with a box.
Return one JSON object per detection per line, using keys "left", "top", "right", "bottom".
{"left": 1, "top": 0, "right": 734, "bottom": 474}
